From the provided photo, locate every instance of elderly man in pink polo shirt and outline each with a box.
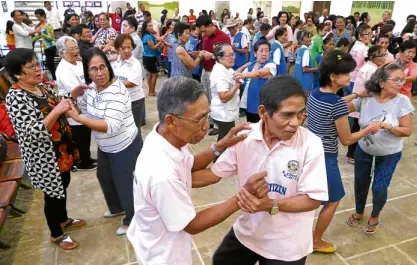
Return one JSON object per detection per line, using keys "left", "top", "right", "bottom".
{"left": 127, "top": 76, "right": 269, "bottom": 265}
{"left": 193, "top": 76, "right": 329, "bottom": 265}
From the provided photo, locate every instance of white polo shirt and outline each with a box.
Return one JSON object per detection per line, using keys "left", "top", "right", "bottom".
{"left": 209, "top": 62, "right": 240, "bottom": 122}
{"left": 56, "top": 59, "right": 85, "bottom": 126}
{"left": 211, "top": 121, "right": 328, "bottom": 261}
{"left": 127, "top": 124, "right": 196, "bottom": 265}
{"left": 111, "top": 55, "right": 145, "bottom": 102}
{"left": 77, "top": 79, "right": 138, "bottom": 153}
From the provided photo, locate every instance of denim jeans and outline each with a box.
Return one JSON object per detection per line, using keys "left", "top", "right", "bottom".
{"left": 354, "top": 146, "right": 402, "bottom": 217}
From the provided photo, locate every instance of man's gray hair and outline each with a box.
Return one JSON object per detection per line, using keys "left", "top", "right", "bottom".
{"left": 157, "top": 76, "right": 208, "bottom": 124}
{"left": 56, "top": 36, "right": 77, "bottom": 57}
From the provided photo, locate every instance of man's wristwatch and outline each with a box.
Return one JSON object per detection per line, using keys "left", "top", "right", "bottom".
{"left": 210, "top": 144, "right": 222, "bottom": 157}
{"left": 269, "top": 199, "right": 279, "bottom": 215}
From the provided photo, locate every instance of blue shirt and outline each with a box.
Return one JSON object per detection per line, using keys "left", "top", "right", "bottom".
{"left": 166, "top": 33, "right": 176, "bottom": 62}
{"left": 187, "top": 35, "right": 201, "bottom": 76}
{"left": 142, "top": 33, "right": 157, "bottom": 57}
{"left": 307, "top": 89, "right": 349, "bottom": 154}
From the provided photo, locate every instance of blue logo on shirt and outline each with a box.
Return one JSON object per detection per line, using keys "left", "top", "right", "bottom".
{"left": 268, "top": 183, "right": 287, "bottom": 195}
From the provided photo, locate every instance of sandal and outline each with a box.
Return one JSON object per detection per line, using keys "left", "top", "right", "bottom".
{"left": 61, "top": 218, "right": 86, "bottom": 230}
{"left": 346, "top": 157, "right": 355, "bottom": 164}
{"left": 313, "top": 240, "right": 337, "bottom": 253}
{"left": 365, "top": 221, "right": 379, "bottom": 234}
{"left": 51, "top": 234, "right": 78, "bottom": 250}
{"left": 346, "top": 214, "right": 362, "bottom": 227}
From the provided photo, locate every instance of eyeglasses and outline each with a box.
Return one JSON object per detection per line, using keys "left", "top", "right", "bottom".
{"left": 88, "top": 64, "right": 108, "bottom": 75}
{"left": 384, "top": 78, "right": 406, "bottom": 85}
{"left": 222, "top": 53, "right": 235, "bottom": 58}
{"left": 24, "top": 61, "right": 42, "bottom": 70}
{"left": 172, "top": 113, "right": 210, "bottom": 126}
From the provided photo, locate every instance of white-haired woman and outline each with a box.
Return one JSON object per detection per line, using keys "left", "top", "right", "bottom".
{"left": 55, "top": 36, "right": 97, "bottom": 171}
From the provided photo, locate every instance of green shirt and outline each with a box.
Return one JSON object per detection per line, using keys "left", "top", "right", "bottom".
{"left": 310, "top": 35, "right": 323, "bottom": 67}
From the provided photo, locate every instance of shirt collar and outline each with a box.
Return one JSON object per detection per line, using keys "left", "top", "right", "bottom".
{"left": 252, "top": 120, "right": 298, "bottom": 148}
{"left": 116, "top": 55, "right": 134, "bottom": 65}
{"left": 152, "top": 123, "right": 186, "bottom": 163}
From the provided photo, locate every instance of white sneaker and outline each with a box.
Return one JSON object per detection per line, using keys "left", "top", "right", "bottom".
{"left": 116, "top": 225, "right": 128, "bottom": 236}
{"left": 103, "top": 211, "right": 125, "bottom": 218}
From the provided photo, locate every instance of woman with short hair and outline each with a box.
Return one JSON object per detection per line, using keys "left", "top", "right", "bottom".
{"left": 346, "top": 64, "right": 414, "bottom": 234}
{"left": 112, "top": 34, "right": 146, "bottom": 130}
{"left": 210, "top": 43, "right": 241, "bottom": 142}
{"left": 4, "top": 48, "right": 86, "bottom": 250}
{"left": 67, "top": 48, "right": 143, "bottom": 236}
{"left": 93, "top": 12, "right": 117, "bottom": 48}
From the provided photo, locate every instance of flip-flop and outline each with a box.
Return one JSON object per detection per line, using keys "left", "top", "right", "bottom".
{"left": 62, "top": 218, "right": 86, "bottom": 230}
{"left": 365, "top": 221, "right": 379, "bottom": 234}
{"left": 346, "top": 214, "right": 362, "bottom": 227}
{"left": 313, "top": 240, "right": 337, "bottom": 253}
{"left": 50, "top": 234, "right": 78, "bottom": 250}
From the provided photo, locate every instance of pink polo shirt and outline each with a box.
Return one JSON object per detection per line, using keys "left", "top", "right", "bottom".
{"left": 350, "top": 61, "right": 378, "bottom": 118}
{"left": 127, "top": 124, "right": 196, "bottom": 265}
{"left": 400, "top": 60, "right": 417, "bottom": 99}
{"left": 211, "top": 122, "right": 328, "bottom": 261}
{"left": 349, "top": 41, "right": 369, "bottom": 82}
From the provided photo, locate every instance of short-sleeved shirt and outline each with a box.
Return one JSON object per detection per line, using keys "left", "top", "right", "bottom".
{"left": 267, "top": 24, "right": 294, "bottom": 57}
{"left": 310, "top": 35, "right": 323, "bottom": 67}
{"left": 77, "top": 79, "right": 138, "bottom": 153}
{"left": 166, "top": 33, "right": 176, "bottom": 62}
{"left": 127, "top": 124, "right": 196, "bottom": 265}
{"left": 230, "top": 32, "right": 248, "bottom": 49}
{"left": 109, "top": 13, "right": 122, "bottom": 32}
{"left": 350, "top": 61, "right": 378, "bottom": 118}
{"left": 188, "top": 15, "right": 197, "bottom": 25}
{"left": 332, "top": 29, "right": 351, "bottom": 45}
{"left": 210, "top": 63, "right": 240, "bottom": 122}
{"left": 111, "top": 55, "right": 145, "bottom": 102}
{"left": 353, "top": 94, "right": 415, "bottom": 156}
{"left": 399, "top": 60, "right": 417, "bottom": 98}
{"left": 201, "top": 28, "right": 231, "bottom": 71}
{"left": 142, "top": 33, "right": 157, "bottom": 57}
{"left": 211, "top": 122, "right": 328, "bottom": 261}
{"left": 94, "top": 27, "right": 117, "bottom": 46}
{"left": 56, "top": 59, "right": 85, "bottom": 126}
{"left": 307, "top": 89, "right": 349, "bottom": 154}
{"left": 349, "top": 41, "right": 369, "bottom": 82}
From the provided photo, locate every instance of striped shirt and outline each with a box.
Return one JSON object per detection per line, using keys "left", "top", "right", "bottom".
{"left": 78, "top": 79, "right": 138, "bottom": 153}
{"left": 306, "top": 89, "right": 349, "bottom": 154}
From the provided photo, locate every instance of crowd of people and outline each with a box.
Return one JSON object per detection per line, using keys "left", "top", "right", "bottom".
{"left": 1, "top": 1, "right": 416, "bottom": 265}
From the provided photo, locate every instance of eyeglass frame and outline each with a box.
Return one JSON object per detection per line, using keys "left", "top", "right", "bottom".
{"left": 384, "top": 78, "right": 406, "bottom": 85}
{"left": 170, "top": 113, "right": 210, "bottom": 126}
{"left": 88, "top": 64, "right": 108, "bottom": 75}
{"left": 23, "top": 61, "right": 42, "bottom": 70}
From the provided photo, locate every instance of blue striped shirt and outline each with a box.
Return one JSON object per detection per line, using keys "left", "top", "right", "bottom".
{"left": 306, "top": 89, "right": 349, "bottom": 154}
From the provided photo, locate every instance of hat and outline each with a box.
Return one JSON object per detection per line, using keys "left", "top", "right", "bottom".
{"left": 226, "top": 19, "right": 238, "bottom": 28}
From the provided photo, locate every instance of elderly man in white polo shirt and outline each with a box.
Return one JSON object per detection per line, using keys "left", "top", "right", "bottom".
{"left": 56, "top": 36, "right": 97, "bottom": 171}
{"left": 127, "top": 76, "right": 269, "bottom": 265}
{"left": 193, "top": 76, "right": 329, "bottom": 265}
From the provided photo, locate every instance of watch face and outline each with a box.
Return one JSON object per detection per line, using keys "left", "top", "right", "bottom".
{"left": 270, "top": 208, "right": 279, "bottom": 215}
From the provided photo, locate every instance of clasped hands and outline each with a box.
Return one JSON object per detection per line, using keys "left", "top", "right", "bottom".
{"left": 237, "top": 171, "right": 272, "bottom": 214}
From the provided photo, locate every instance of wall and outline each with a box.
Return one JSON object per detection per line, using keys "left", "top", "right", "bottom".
{"left": 0, "top": 0, "right": 15, "bottom": 49}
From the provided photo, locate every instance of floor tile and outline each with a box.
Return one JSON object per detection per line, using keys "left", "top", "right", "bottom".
{"left": 396, "top": 238, "right": 417, "bottom": 262}
{"left": 347, "top": 246, "right": 415, "bottom": 265}
{"left": 307, "top": 253, "right": 346, "bottom": 265}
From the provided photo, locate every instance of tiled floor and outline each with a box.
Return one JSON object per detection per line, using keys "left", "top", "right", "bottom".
{"left": 1, "top": 79, "right": 417, "bottom": 265}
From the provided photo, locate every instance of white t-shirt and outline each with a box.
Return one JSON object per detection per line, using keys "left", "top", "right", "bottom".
{"left": 127, "top": 124, "right": 196, "bottom": 265}
{"left": 272, "top": 40, "right": 283, "bottom": 65}
{"left": 12, "top": 23, "right": 32, "bottom": 49}
{"left": 210, "top": 63, "right": 240, "bottom": 122}
{"left": 241, "top": 27, "right": 251, "bottom": 43}
{"left": 211, "top": 122, "right": 328, "bottom": 261}
{"left": 301, "top": 45, "right": 311, "bottom": 67}
{"left": 77, "top": 79, "right": 138, "bottom": 153}
{"left": 240, "top": 62, "right": 277, "bottom": 109}
{"left": 56, "top": 59, "right": 85, "bottom": 126}
{"left": 111, "top": 55, "right": 145, "bottom": 102}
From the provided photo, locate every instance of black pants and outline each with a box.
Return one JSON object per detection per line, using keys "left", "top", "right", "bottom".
{"left": 44, "top": 46, "right": 57, "bottom": 80}
{"left": 346, "top": 117, "right": 360, "bottom": 158}
{"left": 44, "top": 171, "right": 70, "bottom": 238}
{"left": 71, "top": 125, "right": 93, "bottom": 166}
{"left": 246, "top": 112, "right": 260, "bottom": 123}
{"left": 213, "top": 229, "right": 307, "bottom": 265}
{"left": 214, "top": 120, "right": 235, "bottom": 142}
{"left": 97, "top": 134, "right": 143, "bottom": 226}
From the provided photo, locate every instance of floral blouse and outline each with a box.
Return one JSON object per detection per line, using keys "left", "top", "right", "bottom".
{"left": 6, "top": 83, "right": 78, "bottom": 199}
{"left": 94, "top": 27, "right": 117, "bottom": 46}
